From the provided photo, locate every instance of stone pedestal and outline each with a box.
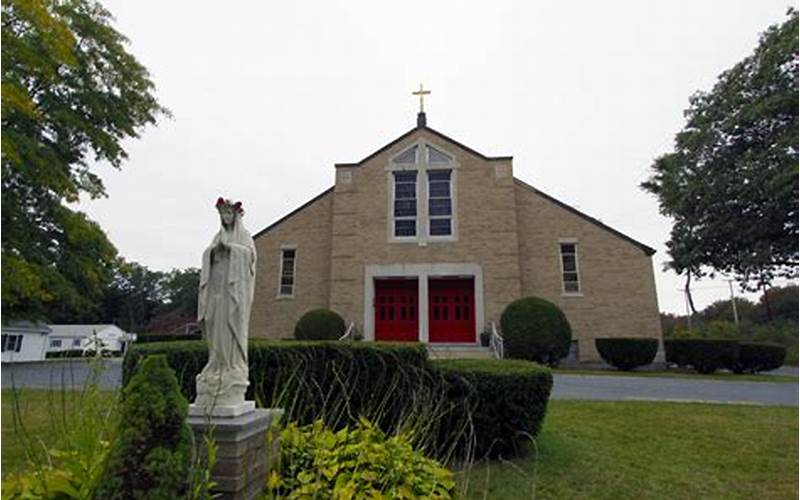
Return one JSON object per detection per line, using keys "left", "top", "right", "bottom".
{"left": 187, "top": 408, "right": 283, "bottom": 500}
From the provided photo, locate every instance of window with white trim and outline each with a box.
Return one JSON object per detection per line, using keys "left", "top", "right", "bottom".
{"left": 278, "top": 248, "right": 296, "bottom": 297}
{"left": 393, "top": 171, "right": 417, "bottom": 237}
{"left": 73, "top": 338, "right": 82, "bottom": 347}
{"left": 560, "top": 243, "right": 581, "bottom": 293}
{"left": 428, "top": 170, "right": 452, "bottom": 236}
{"left": 2, "top": 334, "right": 23, "bottom": 352}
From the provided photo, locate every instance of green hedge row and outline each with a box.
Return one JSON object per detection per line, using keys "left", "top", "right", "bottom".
{"left": 433, "top": 359, "right": 553, "bottom": 458}
{"left": 135, "top": 334, "right": 201, "bottom": 343}
{"left": 595, "top": 338, "right": 659, "bottom": 371}
{"left": 45, "top": 349, "right": 123, "bottom": 359}
{"left": 123, "top": 341, "right": 553, "bottom": 460}
{"left": 735, "top": 342, "right": 787, "bottom": 373}
{"left": 665, "top": 339, "right": 786, "bottom": 374}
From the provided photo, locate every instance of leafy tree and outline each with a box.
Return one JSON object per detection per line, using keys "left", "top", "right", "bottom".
{"left": 1, "top": 0, "right": 169, "bottom": 321}
{"left": 755, "top": 284, "right": 798, "bottom": 322}
{"left": 642, "top": 10, "right": 798, "bottom": 292}
{"left": 147, "top": 267, "right": 200, "bottom": 333}
{"left": 99, "top": 261, "right": 166, "bottom": 333}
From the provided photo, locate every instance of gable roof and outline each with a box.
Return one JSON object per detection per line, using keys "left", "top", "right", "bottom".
{"left": 334, "top": 123, "right": 512, "bottom": 168}
{"left": 514, "top": 178, "right": 656, "bottom": 256}
{"left": 253, "top": 187, "right": 334, "bottom": 239}
{"left": 48, "top": 324, "right": 125, "bottom": 337}
{"left": 254, "top": 121, "right": 656, "bottom": 257}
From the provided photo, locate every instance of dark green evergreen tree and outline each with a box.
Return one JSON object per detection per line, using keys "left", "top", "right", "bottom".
{"left": 97, "top": 355, "right": 192, "bottom": 499}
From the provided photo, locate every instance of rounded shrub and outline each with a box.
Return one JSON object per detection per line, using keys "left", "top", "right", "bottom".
{"left": 734, "top": 342, "right": 786, "bottom": 374}
{"left": 595, "top": 338, "right": 659, "bottom": 371}
{"left": 664, "top": 339, "right": 739, "bottom": 374}
{"left": 500, "top": 297, "right": 572, "bottom": 365}
{"left": 294, "top": 308, "right": 346, "bottom": 340}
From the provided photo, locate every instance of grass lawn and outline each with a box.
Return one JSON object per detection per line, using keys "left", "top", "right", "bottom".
{"left": 463, "top": 400, "right": 798, "bottom": 500}
{"left": 4, "top": 391, "right": 797, "bottom": 499}
{"left": 553, "top": 368, "right": 798, "bottom": 383}
{"left": 1, "top": 388, "right": 116, "bottom": 478}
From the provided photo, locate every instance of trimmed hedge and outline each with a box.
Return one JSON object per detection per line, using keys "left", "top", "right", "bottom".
{"left": 294, "top": 309, "right": 346, "bottom": 340}
{"left": 664, "top": 339, "right": 740, "bottom": 374}
{"left": 123, "top": 340, "right": 431, "bottom": 440}
{"left": 45, "top": 349, "right": 123, "bottom": 358}
{"left": 123, "top": 341, "right": 554, "bottom": 460}
{"left": 433, "top": 358, "right": 553, "bottom": 458}
{"left": 500, "top": 297, "right": 572, "bottom": 366}
{"left": 136, "top": 333, "right": 201, "bottom": 343}
{"left": 595, "top": 338, "right": 659, "bottom": 371}
{"left": 734, "top": 342, "right": 787, "bottom": 374}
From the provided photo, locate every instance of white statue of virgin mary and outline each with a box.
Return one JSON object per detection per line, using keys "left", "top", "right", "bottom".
{"left": 193, "top": 197, "right": 257, "bottom": 411}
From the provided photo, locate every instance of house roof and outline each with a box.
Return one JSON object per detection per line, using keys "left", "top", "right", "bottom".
{"left": 2, "top": 321, "right": 51, "bottom": 334}
{"left": 254, "top": 119, "right": 656, "bottom": 256}
{"left": 48, "top": 324, "right": 125, "bottom": 338}
{"left": 514, "top": 178, "right": 656, "bottom": 256}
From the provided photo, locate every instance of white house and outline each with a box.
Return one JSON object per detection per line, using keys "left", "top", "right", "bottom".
{"left": 1, "top": 322, "right": 51, "bottom": 362}
{"left": 47, "top": 324, "right": 137, "bottom": 355}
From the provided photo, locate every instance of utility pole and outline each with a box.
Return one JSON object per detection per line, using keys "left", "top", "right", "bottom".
{"left": 727, "top": 280, "right": 739, "bottom": 326}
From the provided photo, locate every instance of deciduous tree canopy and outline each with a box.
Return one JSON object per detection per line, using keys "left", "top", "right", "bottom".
{"left": 1, "top": 0, "right": 169, "bottom": 320}
{"left": 642, "top": 9, "right": 798, "bottom": 294}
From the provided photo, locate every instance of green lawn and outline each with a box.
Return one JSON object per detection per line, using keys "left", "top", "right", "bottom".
{"left": 554, "top": 368, "right": 798, "bottom": 383}
{"left": 4, "top": 391, "right": 798, "bottom": 499}
{"left": 463, "top": 401, "right": 798, "bottom": 500}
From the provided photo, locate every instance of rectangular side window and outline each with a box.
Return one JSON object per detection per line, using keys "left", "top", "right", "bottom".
{"left": 428, "top": 170, "right": 452, "bottom": 236}
{"left": 560, "top": 243, "right": 581, "bottom": 294}
{"left": 1, "top": 334, "right": 7, "bottom": 352}
{"left": 15, "top": 335, "right": 22, "bottom": 352}
{"left": 50, "top": 339, "right": 62, "bottom": 348}
{"left": 278, "top": 248, "right": 296, "bottom": 297}
{"left": 393, "top": 171, "right": 417, "bottom": 237}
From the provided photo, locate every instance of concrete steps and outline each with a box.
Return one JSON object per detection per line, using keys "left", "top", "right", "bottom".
{"left": 427, "top": 344, "right": 494, "bottom": 360}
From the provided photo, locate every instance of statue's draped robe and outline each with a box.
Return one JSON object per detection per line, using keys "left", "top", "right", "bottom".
{"left": 195, "top": 217, "right": 256, "bottom": 407}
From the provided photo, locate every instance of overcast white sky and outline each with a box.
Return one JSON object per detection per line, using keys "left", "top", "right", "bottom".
{"left": 78, "top": 0, "right": 795, "bottom": 314}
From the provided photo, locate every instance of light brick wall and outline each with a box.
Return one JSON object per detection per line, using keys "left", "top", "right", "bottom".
{"left": 249, "top": 127, "right": 662, "bottom": 359}
{"left": 250, "top": 191, "right": 333, "bottom": 339}
{"left": 329, "top": 129, "right": 521, "bottom": 337}
{"left": 514, "top": 181, "right": 662, "bottom": 361}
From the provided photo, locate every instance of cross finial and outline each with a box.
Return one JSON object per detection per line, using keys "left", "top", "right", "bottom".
{"left": 412, "top": 83, "right": 431, "bottom": 113}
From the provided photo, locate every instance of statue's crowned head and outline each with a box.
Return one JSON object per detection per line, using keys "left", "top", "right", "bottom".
{"left": 215, "top": 197, "right": 244, "bottom": 227}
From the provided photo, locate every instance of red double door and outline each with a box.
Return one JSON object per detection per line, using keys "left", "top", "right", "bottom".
{"left": 374, "top": 277, "right": 475, "bottom": 343}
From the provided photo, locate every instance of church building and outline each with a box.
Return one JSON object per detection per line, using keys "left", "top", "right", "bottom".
{"left": 250, "top": 99, "right": 662, "bottom": 362}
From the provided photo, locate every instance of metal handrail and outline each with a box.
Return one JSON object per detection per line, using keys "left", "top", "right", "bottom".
{"left": 339, "top": 322, "right": 355, "bottom": 341}
{"left": 489, "top": 322, "right": 504, "bottom": 359}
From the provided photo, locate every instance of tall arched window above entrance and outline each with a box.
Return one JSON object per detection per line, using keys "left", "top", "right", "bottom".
{"left": 387, "top": 142, "right": 458, "bottom": 243}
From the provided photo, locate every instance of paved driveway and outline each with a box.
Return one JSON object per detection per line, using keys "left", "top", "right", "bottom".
{"left": 2, "top": 358, "right": 123, "bottom": 391}
{"left": 552, "top": 374, "right": 798, "bottom": 407}
{"left": 3, "top": 359, "right": 797, "bottom": 407}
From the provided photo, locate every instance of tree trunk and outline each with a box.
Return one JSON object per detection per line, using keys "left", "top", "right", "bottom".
{"left": 761, "top": 283, "right": 773, "bottom": 321}
{"left": 684, "top": 272, "right": 697, "bottom": 316}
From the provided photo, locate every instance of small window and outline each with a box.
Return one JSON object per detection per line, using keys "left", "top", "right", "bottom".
{"left": 428, "top": 170, "right": 452, "bottom": 236}
{"left": 427, "top": 146, "right": 451, "bottom": 164}
{"left": 393, "top": 146, "right": 417, "bottom": 164}
{"left": 278, "top": 248, "right": 296, "bottom": 296}
{"left": 50, "top": 339, "right": 62, "bottom": 348}
{"left": 393, "top": 171, "right": 417, "bottom": 237}
{"left": 560, "top": 243, "right": 581, "bottom": 294}
{"left": 73, "top": 338, "right": 81, "bottom": 347}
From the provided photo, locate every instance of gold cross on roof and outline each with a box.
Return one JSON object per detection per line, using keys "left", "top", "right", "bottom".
{"left": 412, "top": 83, "right": 431, "bottom": 113}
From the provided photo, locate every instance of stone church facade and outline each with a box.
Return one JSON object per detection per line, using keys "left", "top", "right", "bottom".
{"left": 249, "top": 113, "right": 662, "bottom": 361}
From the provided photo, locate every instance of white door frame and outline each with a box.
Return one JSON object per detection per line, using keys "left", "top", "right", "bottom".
{"left": 363, "top": 263, "right": 484, "bottom": 343}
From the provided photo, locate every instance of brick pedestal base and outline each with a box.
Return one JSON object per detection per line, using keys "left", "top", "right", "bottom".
{"left": 187, "top": 408, "right": 283, "bottom": 500}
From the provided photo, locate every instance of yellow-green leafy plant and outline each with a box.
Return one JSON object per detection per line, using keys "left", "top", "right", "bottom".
{"left": 266, "top": 418, "right": 455, "bottom": 499}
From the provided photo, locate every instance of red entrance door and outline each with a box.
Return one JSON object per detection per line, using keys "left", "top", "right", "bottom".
{"left": 429, "top": 278, "right": 475, "bottom": 343}
{"left": 374, "top": 279, "right": 419, "bottom": 341}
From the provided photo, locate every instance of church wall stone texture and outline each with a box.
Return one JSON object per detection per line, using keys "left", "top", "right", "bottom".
{"left": 249, "top": 119, "right": 662, "bottom": 362}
